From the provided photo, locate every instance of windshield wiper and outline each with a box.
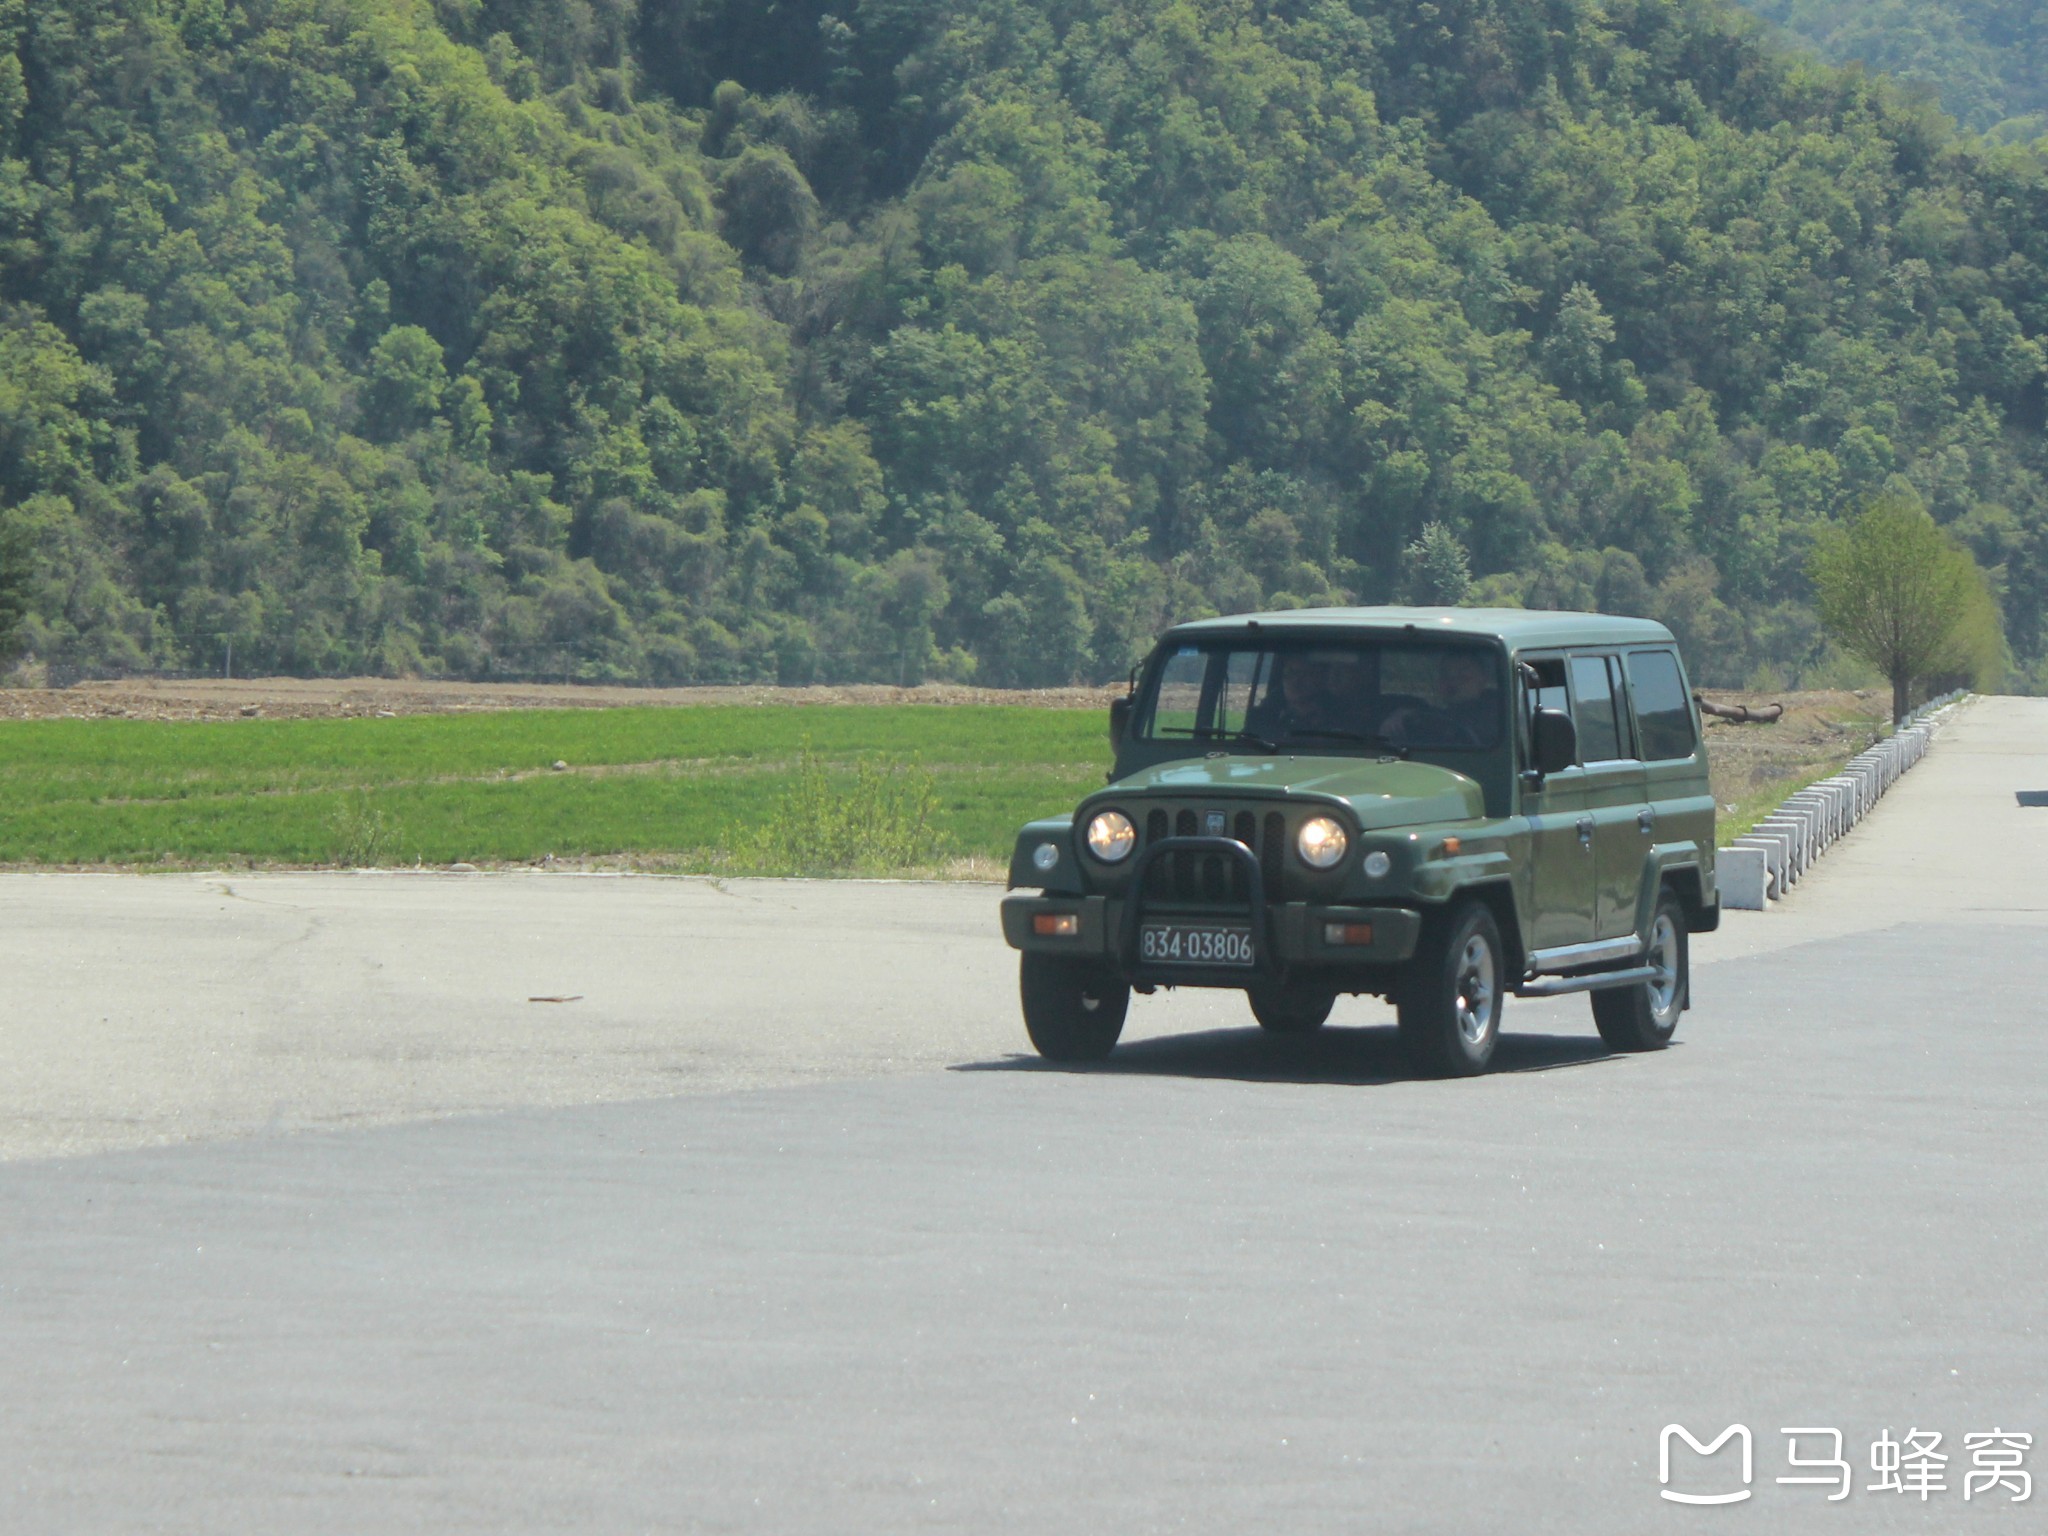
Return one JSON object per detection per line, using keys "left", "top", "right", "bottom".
{"left": 1283, "top": 727, "right": 1409, "bottom": 757}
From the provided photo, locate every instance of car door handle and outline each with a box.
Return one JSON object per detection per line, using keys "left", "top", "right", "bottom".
{"left": 1638, "top": 808, "right": 1655, "bottom": 834}
{"left": 1576, "top": 816, "right": 1594, "bottom": 845}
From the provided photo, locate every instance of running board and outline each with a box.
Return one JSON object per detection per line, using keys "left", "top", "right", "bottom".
{"left": 1515, "top": 965, "right": 1660, "bottom": 999}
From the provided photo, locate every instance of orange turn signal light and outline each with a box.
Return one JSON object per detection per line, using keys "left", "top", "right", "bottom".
{"left": 1440, "top": 836, "right": 1463, "bottom": 856}
{"left": 1323, "top": 922, "right": 1374, "bottom": 947}
{"left": 1033, "top": 912, "right": 1079, "bottom": 937}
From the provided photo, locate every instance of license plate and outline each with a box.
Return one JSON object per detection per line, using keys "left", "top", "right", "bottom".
{"left": 1139, "top": 922, "right": 1254, "bottom": 966}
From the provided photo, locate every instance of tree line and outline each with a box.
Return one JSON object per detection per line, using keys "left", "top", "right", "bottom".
{"left": 1, "top": 0, "right": 2043, "bottom": 695}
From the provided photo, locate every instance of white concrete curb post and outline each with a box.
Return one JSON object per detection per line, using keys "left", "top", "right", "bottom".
{"left": 1719, "top": 693, "right": 1966, "bottom": 912}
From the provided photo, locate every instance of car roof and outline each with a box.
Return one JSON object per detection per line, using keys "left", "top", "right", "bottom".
{"left": 1163, "top": 606, "right": 1676, "bottom": 652}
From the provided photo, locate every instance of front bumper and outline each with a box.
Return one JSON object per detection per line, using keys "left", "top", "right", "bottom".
{"left": 1000, "top": 891, "right": 1424, "bottom": 977}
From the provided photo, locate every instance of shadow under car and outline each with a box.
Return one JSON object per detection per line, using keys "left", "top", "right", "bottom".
{"left": 952, "top": 1024, "right": 1639, "bottom": 1087}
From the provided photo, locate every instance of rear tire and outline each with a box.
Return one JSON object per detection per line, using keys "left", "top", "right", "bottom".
{"left": 1592, "top": 891, "right": 1687, "bottom": 1051}
{"left": 1020, "top": 954, "right": 1129, "bottom": 1062}
{"left": 1396, "top": 901, "right": 1504, "bottom": 1077}
{"left": 1248, "top": 984, "right": 1335, "bottom": 1035}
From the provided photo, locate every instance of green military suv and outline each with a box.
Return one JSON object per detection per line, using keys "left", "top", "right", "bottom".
{"left": 1000, "top": 608, "right": 1718, "bottom": 1076}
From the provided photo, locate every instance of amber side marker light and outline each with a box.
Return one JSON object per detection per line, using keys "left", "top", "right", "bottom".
{"left": 1440, "top": 836, "right": 1463, "bottom": 856}
{"left": 1033, "top": 913, "right": 1080, "bottom": 937}
{"left": 1324, "top": 923, "right": 1375, "bottom": 947}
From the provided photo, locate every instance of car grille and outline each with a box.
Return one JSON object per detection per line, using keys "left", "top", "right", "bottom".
{"left": 1137, "top": 805, "right": 1289, "bottom": 907}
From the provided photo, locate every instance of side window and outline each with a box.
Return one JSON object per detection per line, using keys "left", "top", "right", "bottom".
{"left": 1568, "top": 654, "right": 1623, "bottom": 762}
{"left": 1626, "top": 649, "right": 1697, "bottom": 761}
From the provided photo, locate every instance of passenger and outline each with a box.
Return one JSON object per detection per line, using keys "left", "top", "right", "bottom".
{"left": 1382, "top": 650, "right": 1502, "bottom": 747}
{"left": 1436, "top": 650, "right": 1503, "bottom": 745}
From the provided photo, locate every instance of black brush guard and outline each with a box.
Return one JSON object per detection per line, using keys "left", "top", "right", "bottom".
{"left": 1115, "top": 836, "right": 1278, "bottom": 984}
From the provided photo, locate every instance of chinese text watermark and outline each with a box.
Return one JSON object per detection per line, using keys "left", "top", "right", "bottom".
{"left": 1660, "top": 1424, "right": 2031, "bottom": 1506}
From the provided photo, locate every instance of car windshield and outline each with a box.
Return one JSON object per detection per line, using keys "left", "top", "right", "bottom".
{"left": 1136, "top": 638, "right": 1506, "bottom": 753}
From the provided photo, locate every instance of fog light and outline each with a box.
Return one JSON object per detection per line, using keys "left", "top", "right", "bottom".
{"left": 1032, "top": 842, "right": 1060, "bottom": 872}
{"left": 1362, "top": 850, "right": 1392, "bottom": 879}
{"left": 1033, "top": 912, "right": 1079, "bottom": 937}
{"left": 1324, "top": 922, "right": 1375, "bottom": 946}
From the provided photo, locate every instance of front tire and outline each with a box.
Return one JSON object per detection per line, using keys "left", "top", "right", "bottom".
{"left": 1591, "top": 891, "right": 1688, "bottom": 1051}
{"left": 1248, "top": 984, "right": 1335, "bottom": 1035}
{"left": 1397, "top": 901, "right": 1504, "bottom": 1077}
{"left": 1020, "top": 954, "right": 1130, "bottom": 1062}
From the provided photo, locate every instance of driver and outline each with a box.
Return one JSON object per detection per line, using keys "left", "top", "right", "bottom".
{"left": 1270, "top": 651, "right": 1359, "bottom": 738}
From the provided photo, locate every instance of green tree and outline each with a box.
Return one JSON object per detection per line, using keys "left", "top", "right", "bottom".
{"left": 363, "top": 327, "right": 448, "bottom": 441}
{"left": 1401, "top": 523, "right": 1476, "bottom": 606}
{"left": 1194, "top": 235, "right": 1340, "bottom": 469}
{"left": 1809, "top": 495, "right": 2002, "bottom": 721}
{"left": 717, "top": 145, "right": 820, "bottom": 275}
{"left": 0, "top": 504, "right": 31, "bottom": 664}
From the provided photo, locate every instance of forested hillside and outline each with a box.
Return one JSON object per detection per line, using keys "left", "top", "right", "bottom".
{"left": 1740, "top": 1, "right": 2048, "bottom": 140}
{"left": 3, "top": 0, "right": 2046, "bottom": 689}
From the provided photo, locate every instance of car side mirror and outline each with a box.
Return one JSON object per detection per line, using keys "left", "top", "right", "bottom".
{"left": 1109, "top": 694, "right": 1133, "bottom": 752}
{"left": 1531, "top": 707, "right": 1578, "bottom": 776}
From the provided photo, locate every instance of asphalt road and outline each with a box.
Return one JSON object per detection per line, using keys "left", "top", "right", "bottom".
{"left": 4, "top": 697, "right": 2046, "bottom": 1531}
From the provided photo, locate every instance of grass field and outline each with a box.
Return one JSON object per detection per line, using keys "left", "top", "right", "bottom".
{"left": 0, "top": 708, "right": 1113, "bottom": 873}
{"left": 0, "top": 694, "right": 1887, "bottom": 872}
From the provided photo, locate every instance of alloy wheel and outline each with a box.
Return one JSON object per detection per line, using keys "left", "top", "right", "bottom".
{"left": 1454, "top": 935, "right": 1496, "bottom": 1045}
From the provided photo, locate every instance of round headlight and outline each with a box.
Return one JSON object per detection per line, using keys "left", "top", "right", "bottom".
{"left": 1032, "top": 842, "right": 1061, "bottom": 872}
{"left": 1363, "top": 850, "right": 1392, "bottom": 879}
{"left": 1085, "top": 810, "right": 1136, "bottom": 863}
{"left": 1297, "top": 815, "right": 1349, "bottom": 869}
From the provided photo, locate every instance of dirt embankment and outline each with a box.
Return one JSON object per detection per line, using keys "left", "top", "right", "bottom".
{"left": 0, "top": 676, "right": 1125, "bottom": 722}
{"left": 1694, "top": 688, "right": 1890, "bottom": 806}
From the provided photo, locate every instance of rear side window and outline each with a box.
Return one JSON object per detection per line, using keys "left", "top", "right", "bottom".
{"left": 1626, "top": 650, "right": 1697, "bottom": 761}
{"left": 1568, "top": 655, "right": 1623, "bottom": 762}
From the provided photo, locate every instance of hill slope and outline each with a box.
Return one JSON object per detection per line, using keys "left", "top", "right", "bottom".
{"left": 1740, "top": 1, "right": 2048, "bottom": 138}
{"left": 2, "top": 0, "right": 2045, "bottom": 689}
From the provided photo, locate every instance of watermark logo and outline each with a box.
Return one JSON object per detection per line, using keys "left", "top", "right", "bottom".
{"left": 1660, "top": 1423, "right": 1752, "bottom": 1504}
{"left": 1657, "top": 1424, "right": 2031, "bottom": 1505}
